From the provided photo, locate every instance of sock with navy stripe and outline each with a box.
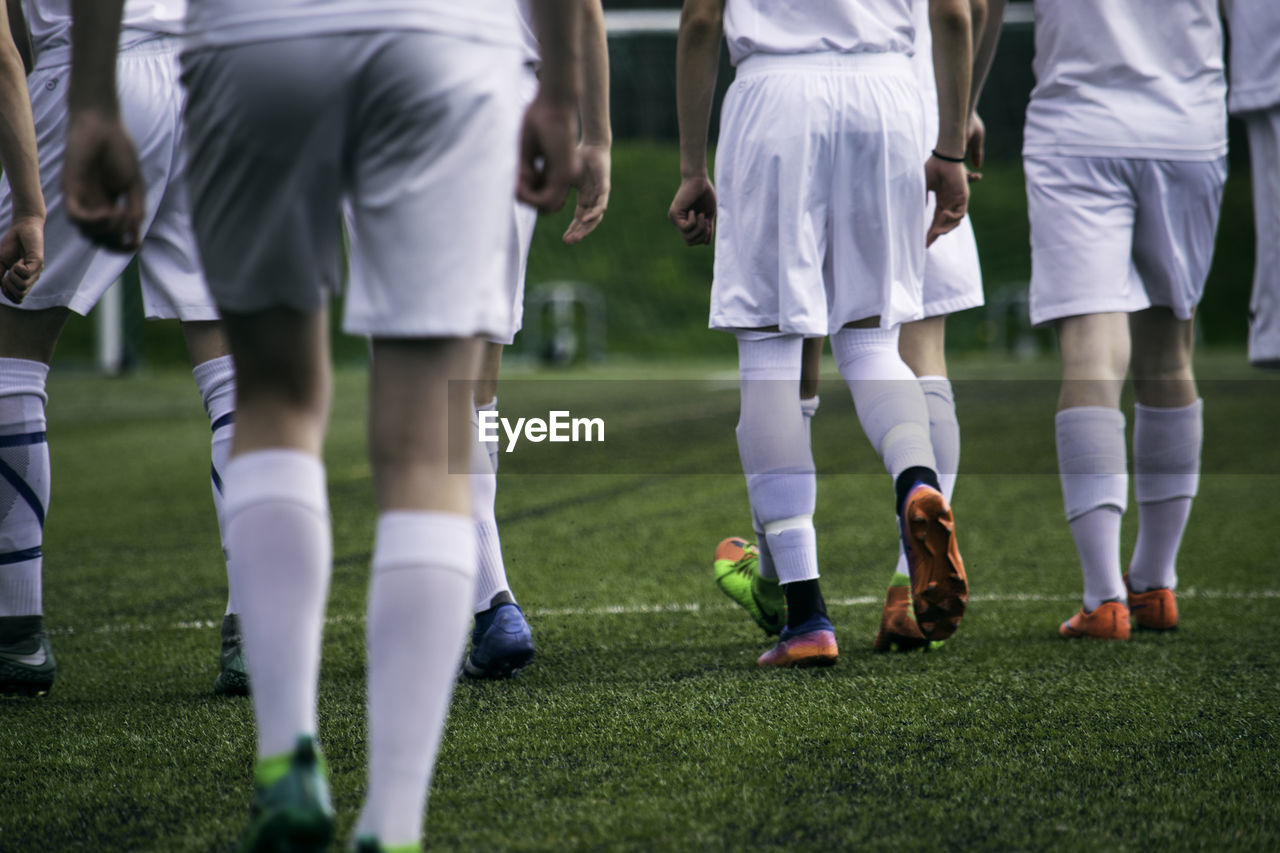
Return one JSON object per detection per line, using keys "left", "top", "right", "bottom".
{"left": 193, "top": 356, "right": 237, "bottom": 615}
{"left": 0, "top": 358, "right": 50, "bottom": 626}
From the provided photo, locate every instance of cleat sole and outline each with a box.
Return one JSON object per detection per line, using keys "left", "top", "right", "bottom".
{"left": 906, "top": 493, "right": 968, "bottom": 642}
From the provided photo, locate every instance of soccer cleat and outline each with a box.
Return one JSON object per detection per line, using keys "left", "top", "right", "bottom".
{"left": 463, "top": 603, "right": 534, "bottom": 679}
{"left": 757, "top": 614, "right": 838, "bottom": 667}
{"left": 901, "top": 485, "right": 968, "bottom": 641}
{"left": 214, "top": 614, "right": 251, "bottom": 697}
{"left": 1058, "top": 601, "right": 1131, "bottom": 640}
{"left": 713, "top": 536, "right": 786, "bottom": 636}
{"left": 354, "top": 835, "right": 419, "bottom": 853}
{"left": 0, "top": 631, "right": 56, "bottom": 696}
{"left": 239, "top": 735, "right": 334, "bottom": 853}
{"left": 1124, "top": 574, "right": 1178, "bottom": 631}
{"left": 872, "top": 585, "right": 930, "bottom": 653}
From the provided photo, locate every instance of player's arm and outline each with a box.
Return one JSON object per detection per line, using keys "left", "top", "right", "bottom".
{"left": 519, "top": 0, "right": 584, "bottom": 213}
{"left": 65, "top": 0, "right": 144, "bottom": 252}
{"left": 966, "top": 0, "right": 1005, "bottom": 170}
{"left": 668, "top": 0, "right": 723, "bottom": 247}
{"left": 563, "top": 0, "right": 611, "bottom": 245}
{"left": 926, "top": 0, "right": 974, "bottom": 246}
{"left": 0, "top": 2, "right": 44, "bottom": 303}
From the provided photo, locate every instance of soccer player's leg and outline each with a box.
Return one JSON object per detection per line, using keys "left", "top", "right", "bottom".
{"left": 181, "top": 321, "right": 246, "bottom": 694}
{"left": 0, "top": 306, "right": 66, "bottom": 696}
{"left": 832, "top": 321, "right": 963, "bottom": 641}
{"left": 875, "top": 316, "right": 954, "bottom": 652}
{"left": 357, "top": 336, "right": 480, "bottom": 848}
{"left": 220, "top": 307, "right": 336, "bottom": 852}
{"left": 737, "top": 332, "right": 837, "bottom": 667}
{"left": 1245, "top": 108, "right": 1280, "bottom": 369}
{"left": 713, "top": 337, "right": 821, "bottom": 636}
{"left": 465, "top": 189, "right": 539, "bottom": 680}
{"left": 341, "top": 28, "right": 523, "bottom": 850}
{"left": 1121, "top": 155, "right": 1224, "bottom": 631}
{"left": 1126, "top": 309, "right": 1199, "bottom": 631}
{"left": 1054, "top": 312, "right": 1132, "bottom": 640}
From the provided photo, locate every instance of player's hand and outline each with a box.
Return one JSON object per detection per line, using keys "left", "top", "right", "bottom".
{"left": 563, "top": 142, "right": 611, "bottom": 244}
{"left": 925, "top": 155, "right": 968, "bottom": 247}
{"left": 518, "top": 94, "right": 581, "bottom": 214}
{"left": 668, "top": 174, "right": 716, "bottom": 246}
{"left": 0, "top": 214, "right": 44, "bottom": 304}
{"left": 63, "top": 109, "right": 145, "bottom": 253}
{"left": 966, "top": 112, "right": 986, "bottom": 182}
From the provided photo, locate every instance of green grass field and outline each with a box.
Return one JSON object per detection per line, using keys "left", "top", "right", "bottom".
{"left": 2, "top": 352, "right": 1278, "bottom": 851}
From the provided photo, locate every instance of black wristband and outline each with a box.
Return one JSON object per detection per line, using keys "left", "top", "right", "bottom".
{"left": 931, "top": 149, "right": 966, "bottom": 163}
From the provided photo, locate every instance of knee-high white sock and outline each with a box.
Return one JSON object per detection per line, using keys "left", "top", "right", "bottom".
{"left": 755, "top": 395, "right": 820, "bottom": 582}
{"left": 1129, "top": 400, "right": 1202, "bottom": 592}
{"left": 0, "top": 359, "right": 50, "bottom": 621}
{"left": 830, "top": 327, "right": 936, "bottom": 480}
{"left": 1057, "top": 407, "right": 1128, "bottom": 611}
{"left": 225, "top": 450, "right": 331, "bottom": 759}
{"left": 736, "top": 332, "right": 818, "bottom": 584}
{"left": 193, "top": 355, "right": 237, "bottom": 615}
{"left": 891, "top": 375, "right": 960, "bottom": 580}
{"left": 357, "top": 511, "right": 476, "bottom": 848}
{"left": 471, "top": 407, "right": 512, "bottom": 612}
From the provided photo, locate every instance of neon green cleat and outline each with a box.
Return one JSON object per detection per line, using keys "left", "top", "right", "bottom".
{"left": 354, "top": 835, "right": 419, "bottom": 853}
{"left": 713, "top": 537, "right": 786, "bottom": 636}
{"left": 239, "top": 735, "right": 335, "bottom": 853}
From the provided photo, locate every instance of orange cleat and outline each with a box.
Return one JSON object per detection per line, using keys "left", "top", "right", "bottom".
{"left": 872, "top": 585, "right": 929, "bottom": 653}
{"left": 1059, "top": 601, "right": 1131, "bottom": 640}
{"left": 757, "top": 615, "right": 838, "bottom": 667}
{"left": 901, "top": 485, "right": 968, "bottom": 641}
{"left": 1124, "top": 574, "right": 1178, "bottom": 631}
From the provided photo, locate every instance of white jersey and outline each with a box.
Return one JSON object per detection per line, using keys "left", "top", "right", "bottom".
{"left": 24, "top": 0, "right": 185, "bottom": 67}
{"left": 723, "top": 0, "right": 915, "bottom": 67}
{"left": 1023, "top": 0, "right": 1227, "bottom": 161}
{"left": 1223, "top": 0, "right": 1280, "bottom": 114}
{"left": 515, "top": 0, "right": 539, "bottom": 66}
{"left": 185, "top": 0, "right": 520, "bottom": 51}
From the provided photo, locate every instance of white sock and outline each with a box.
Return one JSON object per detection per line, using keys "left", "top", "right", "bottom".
{"left": 830, "top": 327, "right": 936, "bottom": 479}
{"left": 892, "top": 375, "right": 960, "bottom": 579}
{"left": 0, "top": 359, "right": 49, "bottom": 619}
{"left": 752, "top": 396, "right": 819, "bottom": 582}
{"left": 357, "top": 511, "right": 476, "bottom": 848}
{"left": 1130, "top": 400, "right": 1202, "bottom": 591}
{"left": 0, "top": 361, "right": 49, "bottom": 619}
{"left": 1057, "top": 407, "right": 1128, "bottom": 610}
{"left": 225, "top": 450, "right": 331, "bottom": 759}
{"left": 193, "top": 355, "right": 237, "bottom": 615}
{"left": 471, "top": 407, "right": 511, "bottom": 612}
{"left": 735, "top": 332, "right": 818, "bottom": 583}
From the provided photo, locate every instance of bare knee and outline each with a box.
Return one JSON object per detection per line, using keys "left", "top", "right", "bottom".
{"left": 1130, "top": 309, "right": 1197, "bottom": 407}
{"left": 1057, "top": 313, "right": 1130, "bottom": 410}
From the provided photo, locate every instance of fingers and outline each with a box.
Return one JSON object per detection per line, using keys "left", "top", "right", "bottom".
{"left": 562, "top": 203, "right": 604, "bottom": 244}
{"left": 926, "top": 204, "right": 965, "bottom": 247}
{"left": 66, "top": 193, "right": 142, "bottom": 252}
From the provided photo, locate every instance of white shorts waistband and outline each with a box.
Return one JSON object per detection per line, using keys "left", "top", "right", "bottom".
{"left": 735, "top": 51, "right": 913, "bottom": 78}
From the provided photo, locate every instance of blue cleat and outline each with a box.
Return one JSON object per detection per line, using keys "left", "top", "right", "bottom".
{"left": 463, "top": 603, "right": 534, "bottom": 679}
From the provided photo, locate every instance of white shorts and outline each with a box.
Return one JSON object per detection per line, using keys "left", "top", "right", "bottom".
{"left": 489, "top": 65, "right": 540, "bottom": 347}
{"left": 1245, "top": 107, "right": 1280, "bottom": 366}
{"left": 182, "top": 31, "right": 522, "bottom": 338}
{"left": 0, "top": 38, "right": 215, "bottom": 320}
{"left": 922, "top": 197, "right": 983, "bottom": 318}
{"left": 1025, "top": 155, "right": 1226, "bottom": 326}
{"left": 711, "top": 53, "right": 926, "bottom": 335}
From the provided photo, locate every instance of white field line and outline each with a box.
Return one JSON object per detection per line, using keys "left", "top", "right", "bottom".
{"left": 46, "top": 588, "right": 1279, "bottom": 638}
